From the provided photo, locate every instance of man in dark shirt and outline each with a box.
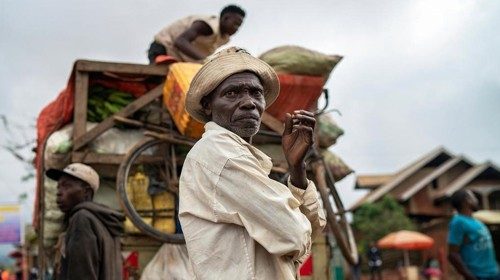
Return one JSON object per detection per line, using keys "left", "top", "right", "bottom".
{"left": 47, "top": 163, "right": 125, "bottom": 280}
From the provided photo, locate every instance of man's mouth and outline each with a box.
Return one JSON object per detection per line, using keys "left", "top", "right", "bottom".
{"left": 234, "top": 115, "right": 260, "bottom": 122}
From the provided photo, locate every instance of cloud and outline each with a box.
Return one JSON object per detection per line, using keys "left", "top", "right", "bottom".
{"left": 1, "top": 0, "right": 499, "bottom": 211}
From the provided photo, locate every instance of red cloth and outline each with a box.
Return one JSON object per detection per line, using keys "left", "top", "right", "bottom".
{"left": 265, "top": 74, "right": 325, "bottom": 123}
{"left": 299, "top": 255, "right": 313, "bottom": 276}
{"left": 33, "top": 62, "right": 161, "bottom": 228}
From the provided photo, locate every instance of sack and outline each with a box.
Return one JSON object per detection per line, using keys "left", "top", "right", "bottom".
{"left": 317, "top": 114, "right": 344, "bottom": 148}
{"left": 140, "top": 244, "right": 192, "bottom": 280}
{"left": 321, "top": 149, "right": 353, "bottom": 182}
{"left": 259, "top": 45, "right": 342, "bottom": 78}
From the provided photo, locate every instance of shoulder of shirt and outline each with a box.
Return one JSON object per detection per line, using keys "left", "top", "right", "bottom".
{"left": 185, "top": 128, "right": 250, "bottom": 171}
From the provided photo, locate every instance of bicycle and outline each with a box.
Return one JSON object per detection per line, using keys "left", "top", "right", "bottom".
{"left": 116, "top": 90, "right": 359, "bottom": 265}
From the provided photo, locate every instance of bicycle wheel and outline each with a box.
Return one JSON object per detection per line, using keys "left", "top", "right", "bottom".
{"left": 311, "top": 158, "right": 359, "bottom": 265}
{"left": 117, "top": 136, "right": 185, "bottom": 243}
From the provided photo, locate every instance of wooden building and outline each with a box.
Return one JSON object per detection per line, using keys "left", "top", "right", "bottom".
{"left": 351, "top": 147, "right": 500, "bottom": 278}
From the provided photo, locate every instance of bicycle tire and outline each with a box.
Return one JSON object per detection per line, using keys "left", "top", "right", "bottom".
{"left": 311, "top": 159, "right": 359, "bottom": 265}
{"left": 117, "top": 137, "right": 185, "bottom": 243}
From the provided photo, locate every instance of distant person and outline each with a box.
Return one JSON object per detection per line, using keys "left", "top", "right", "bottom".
{"left": 448, "top": 189, "right": 500, "bottom": 280}
{"left": 423, "top": 257, "right": 442, "bottom": 280}
{"left": 367, "top": 242, "right": 383, "bottom": 280}
{"left": 147, "top": 5, "right": 245, "bottom": 64}
{"left": 47, "top": 163, "right": 125, "bottom": 280}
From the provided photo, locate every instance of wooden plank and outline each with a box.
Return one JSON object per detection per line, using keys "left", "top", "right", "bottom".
{"left": 72, "top": 152, "right": 164, "bottom": 165}
{"left": 73, "top": 83, "right": 164, "bottom": 150}
{"left": 76, "top": 60, "right": 169, "bottom": 76}
{"left": 261, "top": 112, "right": 284, "bottom": 135}
{"left": 73, "top": 71, "right": 89, "bottom": 147}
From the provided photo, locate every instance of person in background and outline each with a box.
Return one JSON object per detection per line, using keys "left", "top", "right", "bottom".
{"left": 47, "top": 163, "right": 125, "bottom": 280}
{"left": 423, "top": 257, "right": 442, "bottom": 280}
{"left": 448, "top": 189, "right": 500, "bottom": 280}
{"left": 147, "top": 5, "right": 245, "bottom": 64}
{"left": 367, "top": 242, "right": 383, "bottom": 280}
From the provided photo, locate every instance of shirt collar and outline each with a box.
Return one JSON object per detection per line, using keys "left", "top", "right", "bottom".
{"left": 204, "top": 122, "right": 274, "bottom": 172}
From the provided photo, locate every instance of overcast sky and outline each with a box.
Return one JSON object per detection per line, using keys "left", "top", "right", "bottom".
{"left": 1, "top": 0, "right": 499, "bottom": 228}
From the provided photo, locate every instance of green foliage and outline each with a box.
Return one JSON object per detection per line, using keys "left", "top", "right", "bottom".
{"left": 352, "top": 195, "right": 416, "bottom": 254}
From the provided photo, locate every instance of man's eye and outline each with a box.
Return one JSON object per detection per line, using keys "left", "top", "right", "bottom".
{"left": 224, "top": 91, "right": 237, "bottom": 97}
{"left": 253, "top": 90, "right": 264, "bottom": 98}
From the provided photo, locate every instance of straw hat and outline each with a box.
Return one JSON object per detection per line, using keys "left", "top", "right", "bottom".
{"left": 185, "top": 47, "right": 280, "bottom": 123}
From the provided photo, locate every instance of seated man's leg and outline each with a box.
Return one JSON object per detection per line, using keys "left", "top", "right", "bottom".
{"left": 147, "top": 41, "right": 167, "bottom": 64}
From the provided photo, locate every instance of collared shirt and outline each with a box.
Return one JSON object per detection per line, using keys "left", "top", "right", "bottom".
{"left": 179, "top": 122, "right": 326, "bottom": 280}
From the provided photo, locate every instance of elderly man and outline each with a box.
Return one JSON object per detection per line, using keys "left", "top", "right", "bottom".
{"left": 46, "top": 163, "right": 125, "bottom": 280}
{"left": 448, "top": 189, "right": 499, "bottom": 280}
{"left": 179, "top": 47, "right": 326, "bottom": 279}
{"left": 148, "top": 5, "right": 245, "bottom": 64}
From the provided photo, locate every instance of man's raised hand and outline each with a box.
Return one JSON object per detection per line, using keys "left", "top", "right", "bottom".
{"left": 282, "top": 110, "right": 315, "bottom": 188}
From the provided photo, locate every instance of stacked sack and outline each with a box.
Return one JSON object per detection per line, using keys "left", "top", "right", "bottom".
{"left": 257, "top": 45, "right": 353, "bottom": 182}
{"left": 317, "top": 114, "right": 353, "bottom": 181}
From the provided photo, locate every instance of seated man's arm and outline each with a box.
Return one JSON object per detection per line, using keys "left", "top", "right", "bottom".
{"left": 65, "top": 214, "right": 99, "bottom": 280}
{"left": 174, "top": 20, "right": 213, "bottom": 61}
{"left": 216, "top": 155, "right": 314, "bottom": 260}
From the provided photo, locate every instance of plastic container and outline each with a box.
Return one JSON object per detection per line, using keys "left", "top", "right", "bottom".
{"left": 265, "top": 74, "right": 325, "bottom": 122}
{"left": 163, "top": 62, "right": 204, "bottom": 139}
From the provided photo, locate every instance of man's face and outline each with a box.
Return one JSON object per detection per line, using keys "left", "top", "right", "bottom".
{"left": 56, "top": 175, "right": 88, "bottom": 213}
{"left": 204, "top": 72, "right": 265, "bottom": 139}
{"left": 220, "top": 13, "right": 244, "bottom": 35}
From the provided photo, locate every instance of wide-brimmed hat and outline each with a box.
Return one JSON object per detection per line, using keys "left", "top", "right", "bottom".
{"left": 185, "top": 47, "right": 280, "bottom": 123}
{"left": 46, "top": 163, "right": 100, "bottom": 192}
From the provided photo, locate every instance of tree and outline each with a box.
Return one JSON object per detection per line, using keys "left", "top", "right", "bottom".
{"left": 0, "top": 114, "right": 35, "bottom": 182}
{"left": 352, "top": 195, "right": 415, "bottom": 254}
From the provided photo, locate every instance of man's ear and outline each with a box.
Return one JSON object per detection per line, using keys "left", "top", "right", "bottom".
{"left": 84, "top": 187, "right": 94, "bottom": 200}
{"left": 201, "top": 95, "right": 212, "bottom": 119}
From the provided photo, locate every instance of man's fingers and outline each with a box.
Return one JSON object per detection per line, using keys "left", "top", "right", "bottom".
{"left": 291, "top": 124, "right": 314, "bottom": 135}
{"left": 291, "top": 113, "right": 316, "bottom": 127}
{"left": 284, "top": 113, "right": 293, "bottom": 135}
{"left": 294, "top": 110, "right": 314, "bottom": 117}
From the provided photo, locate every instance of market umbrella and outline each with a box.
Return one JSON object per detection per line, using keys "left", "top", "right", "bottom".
{"left": 377, "top": 230, "right": 434, "bottom": 266}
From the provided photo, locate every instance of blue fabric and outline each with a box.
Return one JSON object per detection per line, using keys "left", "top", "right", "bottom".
{"left": 448, "top": 214, "right": 499, "bottom": 277}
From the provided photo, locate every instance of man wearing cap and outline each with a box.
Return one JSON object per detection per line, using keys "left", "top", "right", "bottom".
{"left": 179, "top": 47, "right": 326, "bottom": 279}
{"left": 46, "top": 163, "right": 125, "bottom": 280}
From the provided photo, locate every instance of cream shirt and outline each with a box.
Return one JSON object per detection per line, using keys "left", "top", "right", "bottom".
{"left": 179, "top": 122, "right": 326, "bottom": 280}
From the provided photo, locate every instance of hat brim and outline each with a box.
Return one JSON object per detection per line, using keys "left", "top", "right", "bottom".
{"left": 46, "top": 168, "right": 67, "bottom": 182}
{"left": 185, "top": 51, "right": 280, "bottom": 123}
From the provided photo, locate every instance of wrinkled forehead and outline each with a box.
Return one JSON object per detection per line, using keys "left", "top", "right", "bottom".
{"left": 217, "top": 71, "right": 263, "bottom": 89}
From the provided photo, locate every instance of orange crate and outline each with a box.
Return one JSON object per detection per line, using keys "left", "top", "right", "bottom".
{"left": 266, "top": 74, "right": 325, "bottom": 122}
{"left": 163, "top": 63, "right": 204, "bottom": 139}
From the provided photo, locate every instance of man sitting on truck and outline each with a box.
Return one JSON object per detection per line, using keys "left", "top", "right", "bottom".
{"left": 47, "top": 163, "right": 125, "bottom": 280}
{"left": 179, "top": 47, "right": 326, "bottom": 279}
{"left": 147, "top": 5, "right": 245, "bottom": 64}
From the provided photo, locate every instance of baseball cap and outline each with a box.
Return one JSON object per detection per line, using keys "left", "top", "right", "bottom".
{"left": 46, "top": 163, "right": 100, "bottom": 192}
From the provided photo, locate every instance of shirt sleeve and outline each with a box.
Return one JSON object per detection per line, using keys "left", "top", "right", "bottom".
{"left": 65, "top": 214, "right": 100, "bottom": 280}
{"left": 288, "top": 179, "right": 327, "bottom": 240}
{"left": 214, "top": 154, "right": 314, "bottom": 260}
{"left": 448, "top": 217, "right": 464, "bottom": 246}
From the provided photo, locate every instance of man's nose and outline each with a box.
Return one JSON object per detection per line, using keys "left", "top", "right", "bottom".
{"left": 239, "top": 93, "right": 257, "bottom": 110}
